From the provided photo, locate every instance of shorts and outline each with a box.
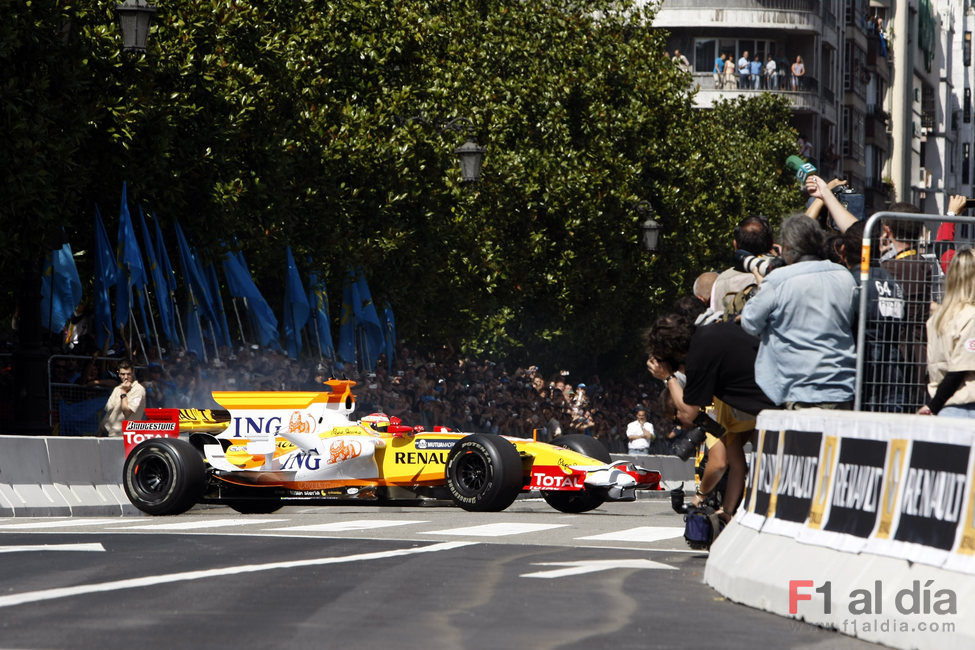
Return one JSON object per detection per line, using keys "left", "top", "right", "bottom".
{"left": 704, "top": 398, "right": 755, "bottom": 449}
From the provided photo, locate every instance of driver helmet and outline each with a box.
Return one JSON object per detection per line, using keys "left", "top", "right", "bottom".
{"left": 361, "top": 412, "right": 391, "bottom": 432}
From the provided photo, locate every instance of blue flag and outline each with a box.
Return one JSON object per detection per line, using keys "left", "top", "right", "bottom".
{"left": 115, "top": 182, "right": 148, "bottom": 330}
{"left": 337, "top": 269, "right": 357, "bottom": 366}
{"left": 283, "top": 247, "right": 310, "bottom": 359}
{"left": 138, "top": 208, "right": 178, "bottom": 347}
{"left": 175, "top": 222, "right": 219, "bottom": 344}
{"left": 206, "top": 263, "right": 233, "bottom": 349}
{"left": 40, "top": 242, "right": 82, "bottom": 334}
{"left": 307, "top": 271, "right": 336, "bottom": 360}
{"left": 94, "top": 207, "right": 118, "bottom": 349}
{"left": 383, "top": 303, "right": 397, "bottom": 365}
{"left": 221, "top": 249, "right": 279, "bottom": 348}
{"left": 183, "top": 298, "right": 206, "bottom": 360}
{"left": 352, "top": 267, "right": 385, "bottom": 371}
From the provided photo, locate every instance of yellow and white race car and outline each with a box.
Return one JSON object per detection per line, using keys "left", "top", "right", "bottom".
{"left": 122, "top": 380, "right": 661, "bottom": 515}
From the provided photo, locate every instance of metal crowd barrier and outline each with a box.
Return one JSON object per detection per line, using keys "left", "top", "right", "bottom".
{"left": 855, "top": 211, "right": 975, "bottom": 412}
{"left": 47, "top": 354, "right": 132, "bottom": 435}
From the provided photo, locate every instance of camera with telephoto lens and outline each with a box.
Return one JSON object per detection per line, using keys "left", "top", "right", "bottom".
{"left": 672, "top": 411, "right": 726, "bottom": 461}
{"left": 733, "top": 249, "right": 787, "bottom": 277}
{"left": 830, "top": 184, "right": 865, "bottom": 223}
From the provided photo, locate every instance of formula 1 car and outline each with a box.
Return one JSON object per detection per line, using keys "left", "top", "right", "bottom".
{"left": 121, "top": 380, "right": 660, "bottom": 515}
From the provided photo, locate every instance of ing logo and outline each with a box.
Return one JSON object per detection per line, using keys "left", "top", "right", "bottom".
{"left": 329, "top": 439, "right": 362, "bottom": 464}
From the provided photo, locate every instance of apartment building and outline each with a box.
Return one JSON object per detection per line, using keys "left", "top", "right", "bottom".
{"left": 653, "top": 0, "right": 971, "bottom": 218}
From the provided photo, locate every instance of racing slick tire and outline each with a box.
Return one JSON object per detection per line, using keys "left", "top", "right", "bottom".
{"left": 445, "top": 434, "right": 523, "bottom": 512}
{"left": 123, "top": 438, "right": 207, "bottom": 516}
{"left": 542, "top": 434, "right": 611, "bottom": 513}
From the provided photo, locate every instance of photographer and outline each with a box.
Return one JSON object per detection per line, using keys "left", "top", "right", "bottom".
{"left": 711, "top": 216, "right": 777, "bottom": 319}
{"left": 645, "top": 309, "right": 774, "bottom": 520}
{"left": 740, "top": 214, "right": 858, "bottom": 408}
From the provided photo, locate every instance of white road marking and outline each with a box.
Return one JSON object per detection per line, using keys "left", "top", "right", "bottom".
{"left": 0, "top": 519, "right": 125, "bottom": 530}
{"left": 0, "top": 543, "right": 106, "bottom": 554}
{"left": 521, "top": 558, "right": 678, "bottom": 579}
{"left": 425, "top": 523, "right": 568, "bottom": 537}
{"left": 575, "top": 526, "right": 686, "bottom": 543}
{"left": 0, "top": 541, "right": 475, "bottom": 609}
{"left": 267, "top": 519, "right": 427, "bottom": 532}
{"left": 109, "top": 518, "right": 287, "bottom": 530}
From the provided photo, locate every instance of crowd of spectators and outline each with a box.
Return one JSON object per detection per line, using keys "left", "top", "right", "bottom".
{"left": 47, "top": 343, "right": 681, "bottom": 454}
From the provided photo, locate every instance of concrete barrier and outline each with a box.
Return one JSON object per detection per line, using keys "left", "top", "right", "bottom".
{"left": 704, "top": 409, "right": 975, "bottom": 649}
{"left": 46, "top": 437, "right": 125, "bottom": 516}
{"left": 97, "top": 438, "right": 139, "bottom": 514}
{"left": 0, "top": 437, "right": 71, "bottom": 516}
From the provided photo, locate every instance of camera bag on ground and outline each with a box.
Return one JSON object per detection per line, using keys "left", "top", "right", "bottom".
{"left": 683, "top": 504, "right": 725, "bottom": 550}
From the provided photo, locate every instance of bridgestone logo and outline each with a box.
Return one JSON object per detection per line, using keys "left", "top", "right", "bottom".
{"left": 125, "top": 422, "right": 177, "bottom": 431}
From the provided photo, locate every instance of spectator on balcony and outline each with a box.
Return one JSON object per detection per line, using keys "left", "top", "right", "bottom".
{"left": 737, "top": 50, "right": 750, "bottom": 89}
{"left": 791, "top": 55, "right": 805, "bottom": 91}
{"left": 749, "top": 55, "right": 762, "bottom": 89}
{"left": 723, "top": 54, "right": 736, "bottom": 90}
{"left": 714, "top": 53, "right": 726, "bottom": 90}
{"left": 672, "top": 49, "right": 690, "bottom": 74}
{"left": 765, "top": 55, "right": 778, "bottom": 90}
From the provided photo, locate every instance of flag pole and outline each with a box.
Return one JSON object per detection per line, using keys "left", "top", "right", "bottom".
{"left": 230, "top": 297, "right": 248, "bottom": 346}
{"left": 128, "top": 307, "right": 150, "bottom": 365}
{"left": 140, "top": 285, "right": 164, "bottom": 362}
{"left": 172, "top": 299, "right": 187, "bottom": 351}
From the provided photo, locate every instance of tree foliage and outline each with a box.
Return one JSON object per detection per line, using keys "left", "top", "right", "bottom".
{"left": 0, "top": 1, "right": 802, "bottom": 376}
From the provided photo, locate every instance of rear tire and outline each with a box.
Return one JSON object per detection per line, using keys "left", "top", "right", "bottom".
{"left": 445, "top": 434, "right": 523, "bottom": 512}
{"left": 542, "top": 434, "right": 610, "bottom": 513}
{"left": 123, "top": 438, "right": 206, "bottom": 515}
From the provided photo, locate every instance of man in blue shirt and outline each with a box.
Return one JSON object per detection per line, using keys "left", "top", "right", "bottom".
{"left": 737, "top": 50, "right": 750, "bottom": 89}
{"left": 714, "top": 53, "right": 726, "bottom": 89}
{"left": 740, "top": 214, "right": 857, "bottom": 408}
{"left": 749, "top": 55, "right": 763, "bottom": 89}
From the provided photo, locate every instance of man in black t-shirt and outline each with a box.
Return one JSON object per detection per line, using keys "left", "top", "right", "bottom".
{"left": 646, "top": 312, "right": 774, "bottom": 520}
{"left": 683, "top": 321, "right": 776, "bottom": 418}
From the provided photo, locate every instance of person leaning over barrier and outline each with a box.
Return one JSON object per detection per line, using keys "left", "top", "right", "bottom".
{"left": 99, "top": 360, "right": 146, "bottom": 437}
{"left": 645, "top": 307, "right": 774, "bottom": 522}
{"left": 740, "top": 214, "right": 858, "bottom": 409}
{"left": 918, "top": 248, "right": 975, "bottom": 417}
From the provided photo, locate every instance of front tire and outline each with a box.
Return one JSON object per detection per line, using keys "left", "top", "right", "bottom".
{"left": 445, "top": 434, "right": 523, "bottom": 512}
{"left": 123, "top": 438, "right": 206, "bottom": 515}
{"left": 542, "top": 434, "right": 610, "bottom": 513}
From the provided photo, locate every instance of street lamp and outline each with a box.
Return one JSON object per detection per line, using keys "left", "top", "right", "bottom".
{"left": 633, "top": 200, "right": 661, "bottom": 252}
{"left": 116, "top": 0, "right": 157, "bottom": 52}
{"left": 454, "top": 137, "right": 487, "bottom": 183}
{"left": 399, "top": 115, "right": 487, "bottom": 183}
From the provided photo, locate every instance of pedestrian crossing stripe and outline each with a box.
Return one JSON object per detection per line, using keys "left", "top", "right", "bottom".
{"left": 110, "top": 518, "right": 288, "bottom": 531}
{"left": 424, "top": 523, "right": 568, "bottom": 537}
{"left": 267, "top": 520, "right": 427, "bottom": 532}
{"left": 575, "top": 526, "right": 685, "bottom": 543}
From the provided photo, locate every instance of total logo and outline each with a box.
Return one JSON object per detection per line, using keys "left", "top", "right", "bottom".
{"left": 532, "top": 472, "right": 584, "bottom": 490}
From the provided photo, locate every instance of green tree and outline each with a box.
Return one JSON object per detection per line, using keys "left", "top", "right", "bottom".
{"left": 0, "top": 0, "right": 803, "bottom": 380}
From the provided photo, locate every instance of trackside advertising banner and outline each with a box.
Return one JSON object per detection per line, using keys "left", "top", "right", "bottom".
{"left": 738, "top": 410, "right": 975, "bottom": 574}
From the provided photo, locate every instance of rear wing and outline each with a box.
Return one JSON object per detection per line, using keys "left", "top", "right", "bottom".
{"left": 122, "top": 408, "right": 179, "bottom": 456}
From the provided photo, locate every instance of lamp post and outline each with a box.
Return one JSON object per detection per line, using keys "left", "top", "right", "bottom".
{"left": 633, "top": 200, "right": 661, "bottom": 253}
{"left": 116, "top": 0, "right": 157, "bottom": 52}
{"left": 399, "top": 115, "right": 487, "bottom": 183}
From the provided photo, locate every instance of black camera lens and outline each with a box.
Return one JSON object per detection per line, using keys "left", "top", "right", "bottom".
{"left": 673, "top": 426, "right": 707, "bottom": 461}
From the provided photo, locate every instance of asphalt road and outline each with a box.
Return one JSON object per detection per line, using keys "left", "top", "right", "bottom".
{"left": 0, "top": 499, "right": 880, "bottom": 650}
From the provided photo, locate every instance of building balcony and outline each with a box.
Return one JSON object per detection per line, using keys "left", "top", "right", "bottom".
{"left": 690, "top": 72, "right": 825, "bottom": 115}
{"left": 656, "top": 0, "right": 821, "bottom": 33}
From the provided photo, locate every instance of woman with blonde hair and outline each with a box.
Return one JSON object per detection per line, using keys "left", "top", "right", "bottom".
{"left": 919, "top": 248, "right": 975, "bottom": 417}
